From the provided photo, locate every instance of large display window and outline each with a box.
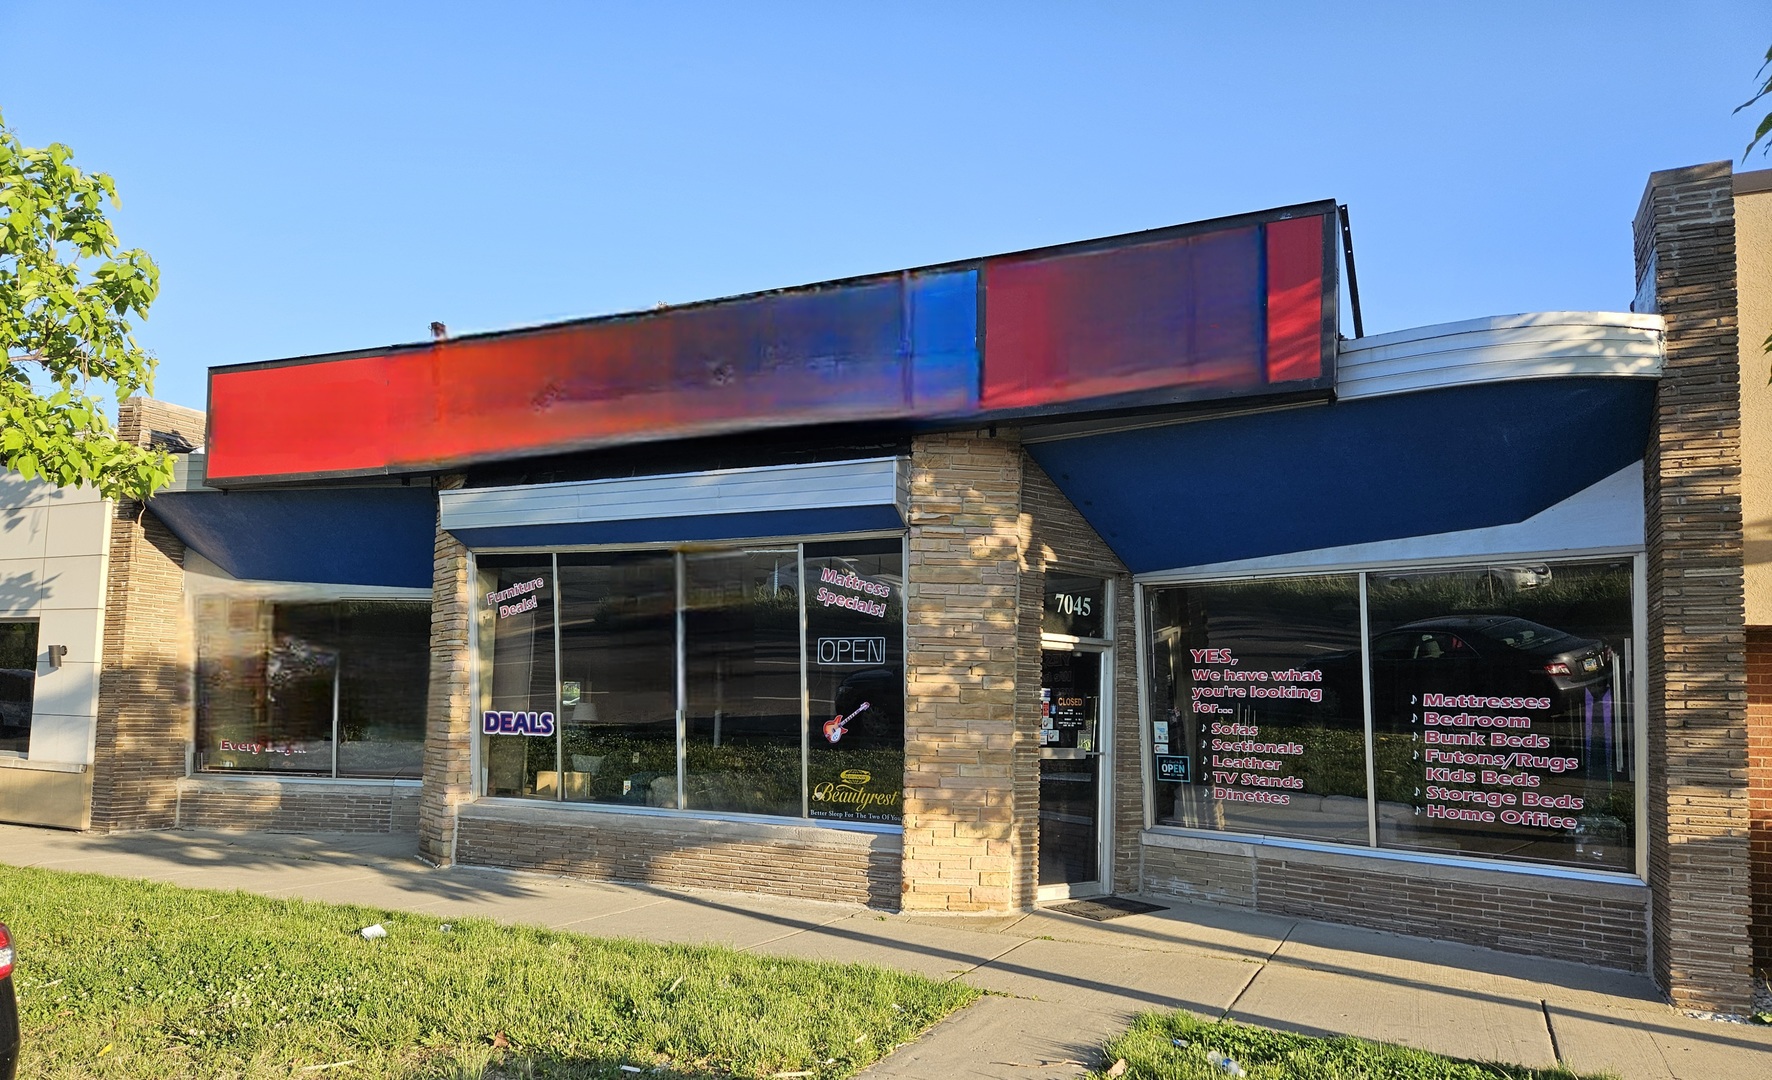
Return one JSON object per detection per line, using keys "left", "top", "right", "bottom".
{"left": 474, "top": 538, "right": 905, "bottom": 826}
{"left": 1143, "top": 558, "right": 1639, "bottom": 875}
{"left": 195, "top": 597, "right": 430, "bottom": 779}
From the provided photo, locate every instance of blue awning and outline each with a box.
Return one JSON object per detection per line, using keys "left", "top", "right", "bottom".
{"left": 150, "top": 486, "right": 437, "bottom": 588}
{"left": 1024, "top": 377, "right": 1656, "bottom": 575}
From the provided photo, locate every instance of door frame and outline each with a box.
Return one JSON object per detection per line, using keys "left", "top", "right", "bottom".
{"left": 1036, "top": 632, "right": 1115, "bottom": 903}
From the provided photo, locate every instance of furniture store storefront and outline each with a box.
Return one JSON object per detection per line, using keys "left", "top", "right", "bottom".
{"left": 138, "top": 187, "right": 1764, "bottom": 1009}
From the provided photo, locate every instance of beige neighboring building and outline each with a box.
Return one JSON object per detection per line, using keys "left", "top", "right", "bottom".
{"left": 1731, "top": 168, "right": 1772, "bottom": 991}
{"left": 0, "top": 399, "right": 205, "bottom": 830}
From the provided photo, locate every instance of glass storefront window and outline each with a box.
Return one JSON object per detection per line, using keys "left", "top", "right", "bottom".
{"left": 557, "top": 553, "right": 677, "bottom": 806}
{"left": 806, "top": 540, "right": 904, "bottom": 824}
{"left": 475, "top": 539, "right": 906, "bottom": 826}
{"left": 1146, "top": 576, "right": 1368, "bottom": 845}
{"left": 195, "top": 598, "right": 429, "bottom": 778}
{"left": 476, "top": 556, "right": 557, "bottom": 799}
{"left": 684, "top": 548, "right": 803, "bottom": 816}
{"left": 1367, "top": 562, "right": 1635, "bottom": 873}
{"left": 1141, "top": 558, "right": 1639, "bottom": 875}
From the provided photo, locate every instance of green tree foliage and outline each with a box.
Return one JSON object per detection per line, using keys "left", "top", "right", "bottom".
{"left": 1740, "top": 45, "right": 1772, "bottom": 161}
{"left": 1, "top": 110, "right": 172, "bottom": 501}
{"left": 1740, "top": 47, "right": 1772, "bottom": 362}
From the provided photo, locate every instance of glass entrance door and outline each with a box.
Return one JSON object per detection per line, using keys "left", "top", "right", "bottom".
{"left": 1038, "top": 647, "right": 1105, "bottom": 896}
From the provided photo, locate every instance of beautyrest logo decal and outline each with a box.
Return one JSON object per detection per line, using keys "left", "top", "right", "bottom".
{"left": 811, "top": 768, "right": 901, "bottom": 812}
{"left": 482, "top": 710, "right": 556, "bottom": 736}
{"left": 485, "top": 577, "right": 546, "bottom": 619}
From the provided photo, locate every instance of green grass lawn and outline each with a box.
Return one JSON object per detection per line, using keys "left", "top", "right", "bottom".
{"left": 0, "top": 867, "right": 977, "bottom": 1079}
{"left": 1091, "top": 1013, "right": 1610, "bottom": 1080}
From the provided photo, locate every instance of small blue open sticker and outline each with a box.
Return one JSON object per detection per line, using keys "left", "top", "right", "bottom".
{"left": 1155, "top": 754, "right": 1191, "bottom": 783}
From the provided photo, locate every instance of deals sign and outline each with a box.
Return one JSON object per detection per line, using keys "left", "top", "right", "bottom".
{"left": 481, "top": 710, "right": 556, "bottom": 737}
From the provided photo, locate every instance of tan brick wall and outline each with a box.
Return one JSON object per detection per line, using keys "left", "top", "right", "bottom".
{"left": 1635, "top": 161, "right": 1755, "bottom": 1011}
{"left": 176, "top": 777, "right": 420, "bottom": 833}
{"left": 1142, "top": 835, "right": 1650, "bottom": 970}
{"left": 1021, "top": 456, "right": 1140, "bottom": 894}
{"left": 456, "top": 802, "right": 900, "bottom": 906}
{"left": 901, "top": 431, "right": 1030, "bottom": 911}
{"left": 90, "top": 398, "right": 207, "bottom": 832}
{"left": 1749, "top": 628, "right": 1772, "bottom": 976}
{"left": 1734, "top": 178, "right": 1772, "bottom": 625}
{"left": 419, "top": 474, "right": 475, "bottom": 865}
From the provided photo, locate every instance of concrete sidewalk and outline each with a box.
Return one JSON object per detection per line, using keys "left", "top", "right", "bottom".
{"left": 1, "top": 825, "right": 1767, "bottom": 1080}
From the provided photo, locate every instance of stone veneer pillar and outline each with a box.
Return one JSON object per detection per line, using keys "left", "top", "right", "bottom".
{"left": 418, "top": 474, "right": 475, "bottom": 865}
{"left": 901, "top": 431, "right": 1034, "bottom": 911}
{"left": 1634, "top": 161, "right": 1754, "bottom": 1011}
{"left": 90, "top": 398, "right": 207, "bottom": 831}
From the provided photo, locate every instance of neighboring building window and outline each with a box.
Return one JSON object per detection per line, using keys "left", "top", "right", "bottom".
{"left": 1144, "top": 558, "right": 1637, "bottom": 875}
{"left": 475, "top": 539, "right": 906, "bottom": 825}
{"left": 0, "top": 621, "right": 38, "bottom": 754}
{"left": 195, "top": 598, "right": 430, "bottom": 778}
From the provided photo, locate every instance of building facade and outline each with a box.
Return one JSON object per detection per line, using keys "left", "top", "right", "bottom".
{"left": 1, "top": 174, "right": 1767, "bottom": 1013}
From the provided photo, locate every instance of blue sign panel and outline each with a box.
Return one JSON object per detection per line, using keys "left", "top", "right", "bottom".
{"left": 1156, "top": 754, "right": 1191, "bottom": 783}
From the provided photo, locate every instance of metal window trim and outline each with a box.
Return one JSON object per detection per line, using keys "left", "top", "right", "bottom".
{"left": 470, "top": 793, "right": 906, "bottom": 835}
{"left": 467, "top": 549, "right": 484, "bottom": 800}
{"left": 675, "top": 549, "right": 687, "bottom": 811}
{"left": 551, "top": 552, "right": 564, "bottom": 802}
{"left": 1133, "top": 581, "right": 1155, "bottom": 831}
{"left": 1133, "top": 545, "right": 1645, "bottom": 587}
{"left": 1141, "top": 823, "right": 1648, "bottom": 887}
{"left": 463, "top": 529, "right": 906, "bottom": 557}
{"left": 798, "top": 542, "right": 810, "bottom": 820}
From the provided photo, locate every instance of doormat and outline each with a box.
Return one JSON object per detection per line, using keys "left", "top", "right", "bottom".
{"left": 1048, "top": 896, "right": 1167, "bottom": 921}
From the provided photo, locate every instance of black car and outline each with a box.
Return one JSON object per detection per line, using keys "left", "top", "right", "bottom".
{"left": 0, "top": 921, "right": 18, "bottom": 1080}
{"left": 1346, "top": 615, "right": 1617, "bottom": 732}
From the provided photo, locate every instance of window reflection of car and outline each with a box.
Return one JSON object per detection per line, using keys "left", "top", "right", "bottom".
{"left": 1366, "top": 615, "right": 1613, "bottom": 709}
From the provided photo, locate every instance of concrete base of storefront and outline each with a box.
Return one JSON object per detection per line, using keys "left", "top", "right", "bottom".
{"left": 1, "top": 824, "right": 1767, "bottom": 1079}
{"left": 453, "top": 800, "right": 902, "bottom": 907}
{"left": 1139, "top": 829, "right": 1650, "bottom": 973}
{"left": 174, "top": 776, "right": 421, "bottom": 833}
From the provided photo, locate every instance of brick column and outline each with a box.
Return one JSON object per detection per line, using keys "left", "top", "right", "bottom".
{"left": 418, "top": 475, "right": 475, "bottom": 865}
{"left": 1634, "top": 162, "right": 1754, "bottom": 1011}
{"left": 901, "top": 432, "right": 1032, "bottom": 911}
{"left": 90, "top": 398, "right": 207, "bottom": 831}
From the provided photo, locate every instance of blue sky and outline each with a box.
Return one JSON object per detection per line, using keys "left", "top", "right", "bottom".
{"left": 2, "top": 1, "right": 1766, "bottom": 411}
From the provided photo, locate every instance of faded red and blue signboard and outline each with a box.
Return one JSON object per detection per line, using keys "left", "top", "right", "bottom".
{"left": 206, "top": 201, "right": 1338, "bottom": 484}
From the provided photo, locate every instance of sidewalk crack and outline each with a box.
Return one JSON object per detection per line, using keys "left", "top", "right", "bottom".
{"left": 946, "top": 936, "right": 1034, "bottom": 984}
{"left": 1540, "top": 1000, "right": 1564, "bottom": 1066}
{"left": 1221, "top": 920, "right": 1298, "bottom": 1020}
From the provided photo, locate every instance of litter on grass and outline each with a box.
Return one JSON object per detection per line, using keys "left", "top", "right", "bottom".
{"left": 359, "top": 923, "right": 388, "bottom": 941}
